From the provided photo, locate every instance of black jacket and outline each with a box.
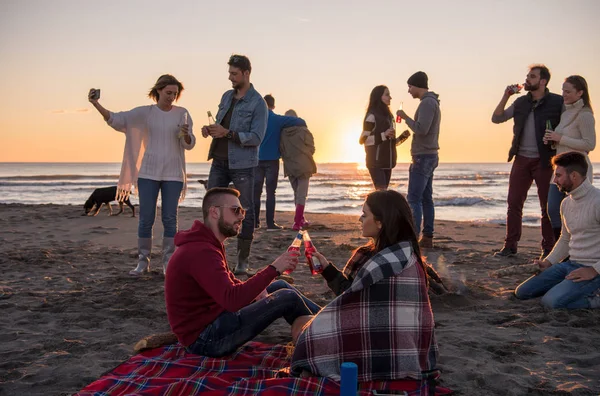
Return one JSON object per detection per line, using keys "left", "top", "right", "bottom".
{"left": 362, "top": 112, "right": 397, "bottom": 169}
{"left": 509, "top": 90, "right": 563, "bottom": 168}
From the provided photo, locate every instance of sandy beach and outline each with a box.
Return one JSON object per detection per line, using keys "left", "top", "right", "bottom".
{"left": 0, "top": 203, "right": 599, "bottom": 395}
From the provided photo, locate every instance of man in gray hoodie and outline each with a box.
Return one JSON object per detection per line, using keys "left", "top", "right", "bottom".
{"left": 396, "top": 71, "right": 441, "bottom": 248}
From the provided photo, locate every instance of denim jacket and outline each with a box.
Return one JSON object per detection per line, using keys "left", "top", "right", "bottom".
{"left": 209, "top": 84, "right": 268, "bottom": 169}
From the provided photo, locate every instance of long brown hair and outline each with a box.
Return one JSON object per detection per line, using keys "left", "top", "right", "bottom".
{"left": 148, "top": 74, "right": 184, "bottom": 102}
{"left": 565, "top": 75, "right": 593, "bottom": 113}
{"left": 365, "top": 85, "right": 393, "bottom": 122}
{"left": 363, "top": 190, "right": 425, "bottom": 270}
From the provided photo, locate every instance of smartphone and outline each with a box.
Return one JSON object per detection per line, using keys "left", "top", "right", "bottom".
{"left": 395, "top": 129, "right": 411, "bottom": 146}
{"left": 90, "top": 88, "right": 101, "bottom": 100}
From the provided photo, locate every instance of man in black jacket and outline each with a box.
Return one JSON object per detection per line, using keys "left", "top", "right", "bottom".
{"left": 492, "top": 64, "right": 563, "bottom": 258}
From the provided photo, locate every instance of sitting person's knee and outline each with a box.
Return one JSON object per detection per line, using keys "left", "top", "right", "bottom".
{"left": 269, "top": 279, "right": 290, "bottom": 290}
{"left": 541, "top": 294, "right": 567, "bottom": 309}
{"left": 271, "top": 288, "right": 298, "bottom": 301}
{"left": 513, "top": 285, "right": 532, "bottom": 300}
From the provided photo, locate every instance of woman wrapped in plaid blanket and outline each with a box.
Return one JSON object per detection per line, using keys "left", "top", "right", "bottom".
{"left": 291, "top": 190, "right": 439, "bottom": 382}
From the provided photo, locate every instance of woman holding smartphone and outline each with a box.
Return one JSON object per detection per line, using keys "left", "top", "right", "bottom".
{"left": 359, "top": 85, "right": 398, "bottom": 190}
{"left": 88, "top": 74, "right": 196, "bottom": 276}
{"left": 544, "top": 75, "right": 596, "bottom": 243}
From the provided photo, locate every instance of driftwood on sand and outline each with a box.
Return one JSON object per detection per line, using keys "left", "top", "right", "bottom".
{"left": 133, "top": 333, "right": 178, "bottom": 354}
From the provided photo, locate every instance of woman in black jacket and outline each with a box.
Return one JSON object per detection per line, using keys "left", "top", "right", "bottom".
{"left": 359, "top": 85, "right": 397, "bottom": 190}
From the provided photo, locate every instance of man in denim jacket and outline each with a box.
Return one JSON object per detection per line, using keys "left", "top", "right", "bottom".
{"left": 202, "top": 54, "right": 268, "bottom": 275}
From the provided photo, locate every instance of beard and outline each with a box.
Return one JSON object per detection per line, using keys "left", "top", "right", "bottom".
{"left": 218, "top": 214, "right": 240, "bottom": 237}
{"left": 524, "top": 82, "right": 539, "bottom": 91}
{"left": 557, "top": 181, "right": 573, "bottom": 193}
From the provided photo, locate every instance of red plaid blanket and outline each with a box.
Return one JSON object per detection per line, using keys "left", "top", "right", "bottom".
{"left": 77, "top": 342, "right": 452, "bottom": 395}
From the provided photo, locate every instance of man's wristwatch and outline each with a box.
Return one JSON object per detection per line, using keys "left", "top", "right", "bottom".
{"left": 226, "top": 130, "right": 234, "bottom": 139}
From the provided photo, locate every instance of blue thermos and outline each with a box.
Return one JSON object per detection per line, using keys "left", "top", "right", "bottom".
{"left": 340, "top": 362, "right": 358, "bottom": 396}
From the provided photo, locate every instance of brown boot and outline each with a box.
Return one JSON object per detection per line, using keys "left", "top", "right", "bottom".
{"left": 419, "top": 235, "right": 433, "bottom": 249}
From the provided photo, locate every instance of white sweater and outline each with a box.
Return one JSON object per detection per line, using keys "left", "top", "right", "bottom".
{"left": 555, "top": 99, "right": 596, "bottom": 182}
{"left": 546, "top": 179, "right": 600, "bottom": 273}
{"left": 109, "top": 105, "right": 196, "bottom": 183}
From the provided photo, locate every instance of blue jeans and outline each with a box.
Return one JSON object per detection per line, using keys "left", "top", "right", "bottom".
{"left": 253, "top": 160, "right": 280, "bottom": 227}
{"left": 547, "top": 183, "right": 566, "bottom": 230}
{"left": 514, "top": 261, "right": 600, "bottom": 309}
{"left": 186, "top": 280, "right": 320, "bottom": 357}
{"left": 368, "top": 168, "right": 392, "bottom": 190}
{"left": 137, "top": 178, "right": 183, "bottom": 238}
{"left": 407, "top": 154, "right": 439, "bottom": 237}
{"left": 208, "top": 159, "right": 255, "bottom": 240}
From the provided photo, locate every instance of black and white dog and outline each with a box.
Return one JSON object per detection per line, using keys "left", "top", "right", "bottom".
{"left": 83, "top": 186, "right": 135, "bottom": 217}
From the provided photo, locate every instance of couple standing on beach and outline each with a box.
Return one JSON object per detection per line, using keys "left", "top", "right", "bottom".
{"left": 491, "top": 64, "right": 599, "bottom": 309}
{"left": 360, "top": 72, "right": 442, "bottom": 250}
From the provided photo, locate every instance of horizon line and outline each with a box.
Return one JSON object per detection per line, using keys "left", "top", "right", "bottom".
{"left": 0, "top": 161, "right": 514, "bottom": 165}
{"left": 2, "top": 161, "right": 599, "bottom": 165}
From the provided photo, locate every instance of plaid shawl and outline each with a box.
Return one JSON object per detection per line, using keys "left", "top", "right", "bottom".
{"left": 77, "top": 341, "right": 451, "bottom": 395}
{"left": 291, "top": 241, "right": 439, "bottom": 382}
{"left": 342, "top": 245, "right": 375, "bottom": 279}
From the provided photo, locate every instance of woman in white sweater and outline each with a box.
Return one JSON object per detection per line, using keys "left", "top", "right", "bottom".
{"left": 544, "top": 75, "right": 595, "bottom": 243}
{"left": 89, "top": 74, "right": 196, "bottom": 276}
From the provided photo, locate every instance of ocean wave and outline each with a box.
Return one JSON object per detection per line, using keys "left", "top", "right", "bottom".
{"left": 473, "top": 218, "right": 507, "bottom": 226}
{"left": 436, "top": 181, "right": 498, "bottom": 188}
{"left": 310, "top": 204, "right": 363, "bottom": 213}
{"left": 0, "top": 181, "right": 118, "bottom": 187}
{"left": 311, "top": 181, "right": 374, "bottom": 188}
{"left": 435, "top": 196, "right": 498, "bottom": 206}
{"left": 473, "top": 215, "right": 539, "bottom": 226}
{"left": 434, "top": 173, "right": 507, "bottom": 181}
{"left": 262, "top": 197, "right": 362, "bottom": 205}
{"left": 0, "top": 174, "right": 121, "bottom": 181}
{"left": 0, "top": 174, "right": 211, "bottom": 182}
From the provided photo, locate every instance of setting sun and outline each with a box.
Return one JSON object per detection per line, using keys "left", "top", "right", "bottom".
{"left": 340, "top": 130, "right": 366, "bottom": 165}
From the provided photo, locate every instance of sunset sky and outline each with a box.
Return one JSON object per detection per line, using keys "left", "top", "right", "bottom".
{"left": 1, "top": 0, "right": 599, "bottom": 164}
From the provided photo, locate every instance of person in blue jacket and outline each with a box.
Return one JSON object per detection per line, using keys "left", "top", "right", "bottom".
{"left": 254, "top": 94, "right": 307, "bottom": 231}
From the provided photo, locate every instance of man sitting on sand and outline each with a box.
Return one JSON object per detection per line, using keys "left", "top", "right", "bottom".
{"left": 165, "top": 187, "right": 320, "bottom": 357}
{"left": 514, "top": 152, "right": 600, "bottom": 309}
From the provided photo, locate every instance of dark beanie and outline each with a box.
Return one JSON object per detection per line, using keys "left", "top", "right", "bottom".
{"left": 407, "top": 71, "right": 428, "bottom": 89}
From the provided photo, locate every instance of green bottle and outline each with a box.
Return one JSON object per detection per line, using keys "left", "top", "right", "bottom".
{"left": 545, "top": 120, "right": 556, "bottom": 149}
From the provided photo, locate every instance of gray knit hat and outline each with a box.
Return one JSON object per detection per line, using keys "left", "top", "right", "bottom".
{"left": 407, "top": 71, "right": 428, "bottom": 89}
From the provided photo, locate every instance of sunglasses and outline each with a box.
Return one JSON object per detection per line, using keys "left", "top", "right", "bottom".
{"left": 215, "top": 205, "right": 246, "bottom": 216}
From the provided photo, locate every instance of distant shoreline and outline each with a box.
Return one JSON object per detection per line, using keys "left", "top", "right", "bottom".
{"left": 6, "top": 161, "right": 600, "bottom": 164}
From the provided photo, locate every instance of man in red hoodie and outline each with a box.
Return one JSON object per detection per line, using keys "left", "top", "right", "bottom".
{"left": 165, "top": 187, "right": 321, "bottom": 357}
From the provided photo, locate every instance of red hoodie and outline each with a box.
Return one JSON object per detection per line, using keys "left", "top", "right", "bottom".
{"left": 165, "top": 220, "right": 278, "bottom": 347}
